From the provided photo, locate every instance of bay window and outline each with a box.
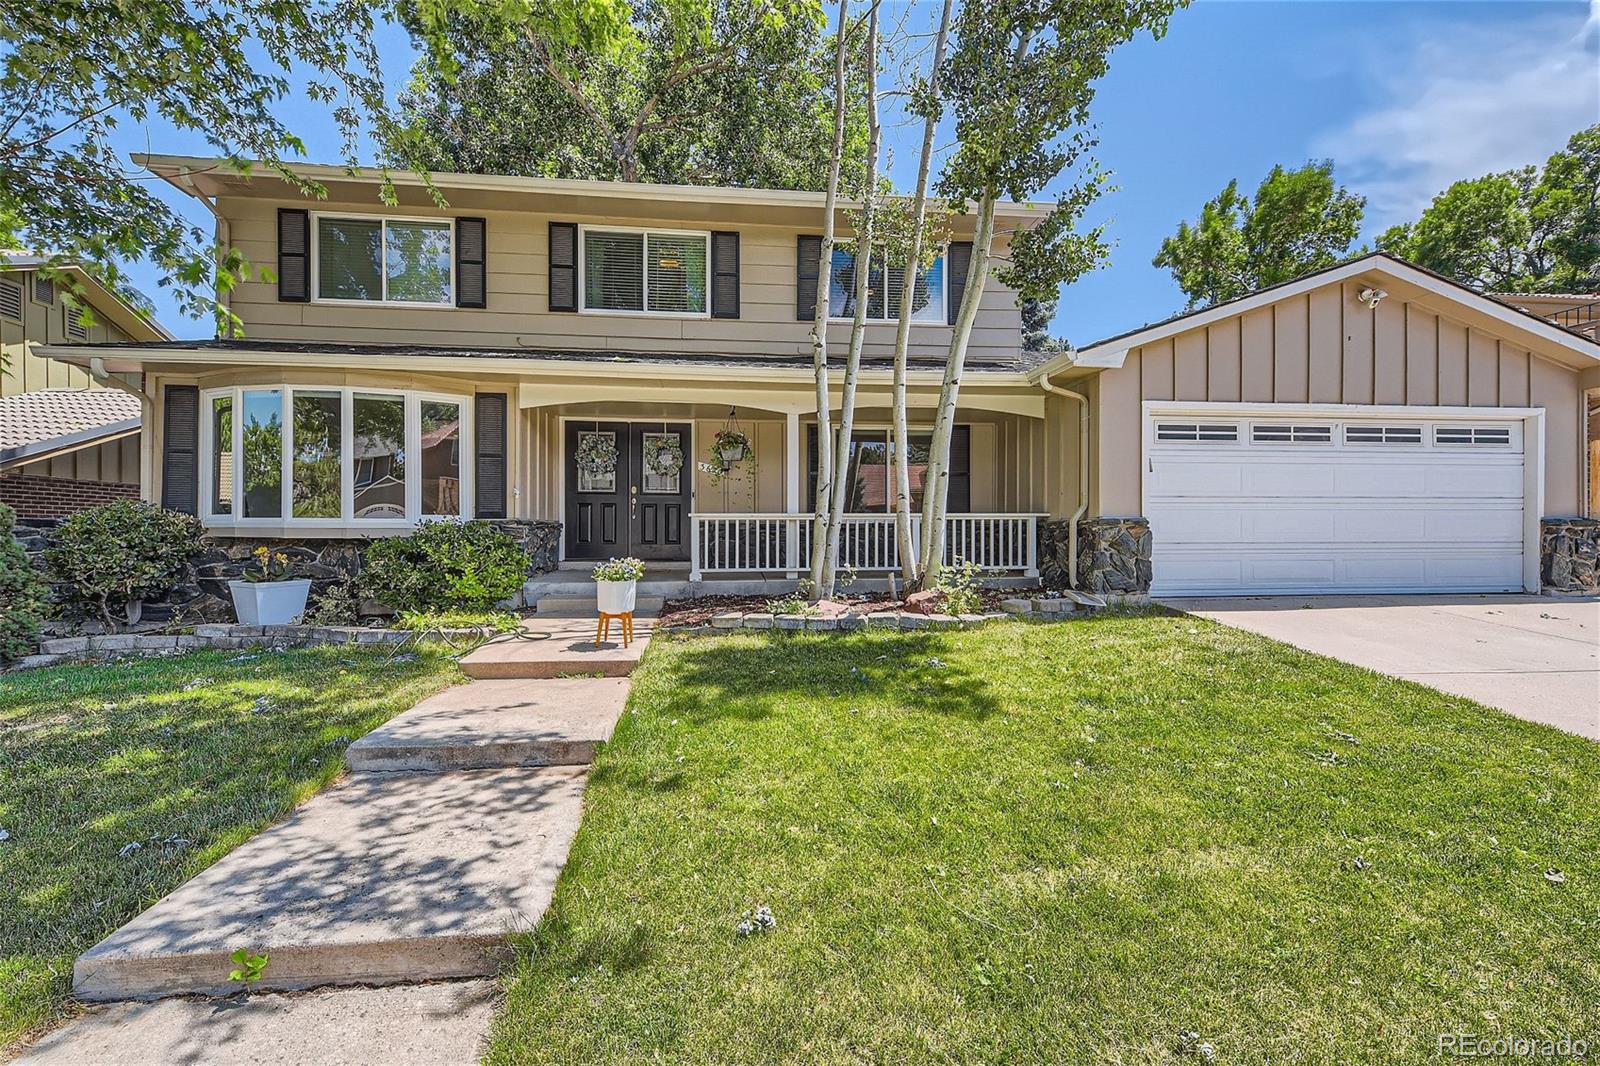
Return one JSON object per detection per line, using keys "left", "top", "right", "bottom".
{"left": 581, "top": 227, "right": 709, "bottom": 315}
{"left": 201, "top": 385, "right": 472, "bottom": 527}
{"left": 829, "top": 246, "right": 946, "bottom": 323}
{"left": 315, "top": 216, "right": 454, "bottom": 305}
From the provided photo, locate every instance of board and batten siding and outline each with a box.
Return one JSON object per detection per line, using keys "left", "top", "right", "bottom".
{"left": 1089, "top": 279, "right": 1587, "bottom": 516}
{"left": 218, "top": 196, "right": 1025, "bottom": 364}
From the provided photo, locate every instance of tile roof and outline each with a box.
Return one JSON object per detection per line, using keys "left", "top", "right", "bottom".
{"left": 0, "top": 388, "right": 142, "bottom": 451}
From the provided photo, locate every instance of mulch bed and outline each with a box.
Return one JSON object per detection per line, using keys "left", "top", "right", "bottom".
{"left": 657, "top": 588, "right": 1013, "bottom": 628}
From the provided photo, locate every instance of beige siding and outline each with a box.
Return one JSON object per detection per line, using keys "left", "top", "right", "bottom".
{"left": 221, "top": 196, "right": 1026, "bottom": 364}
{"left": 1, "top": 270, "right": 134, "bottom": 397}
{"left": 1089, "top": 278, "right": 1590, "bottom": 515}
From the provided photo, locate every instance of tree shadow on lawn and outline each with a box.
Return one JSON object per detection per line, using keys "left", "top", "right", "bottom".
{"left": 655, "top": 629, "right": 1003, "bottom": 725}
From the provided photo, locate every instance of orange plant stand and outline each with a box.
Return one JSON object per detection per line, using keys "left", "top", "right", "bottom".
{"left": 595, "top": 611, "right": 635, "bottom": 647}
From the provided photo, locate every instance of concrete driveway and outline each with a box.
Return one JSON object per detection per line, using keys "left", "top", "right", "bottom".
{"left": 1162, "top": 594, "right": 1600, "bottom": 740}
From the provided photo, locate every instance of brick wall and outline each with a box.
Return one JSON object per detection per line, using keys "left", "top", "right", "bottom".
{"left": 0, "top": 473, "right": 140, "bottom": 518}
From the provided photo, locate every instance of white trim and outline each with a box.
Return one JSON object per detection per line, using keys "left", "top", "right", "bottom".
{"left": 310, "top": 212, "right": 456, "bottom": 308}
{"left": 577, "top": 224, "right": 712, "bottom": 319}
{"left": 199, "top": 383, "right": 473, "bottom": 531}
{"left": 1032, "top": 254, "right": 1600, "bottom": 381}
{"left": 1140, "top": 400, "right": 1545, "bottom": 595}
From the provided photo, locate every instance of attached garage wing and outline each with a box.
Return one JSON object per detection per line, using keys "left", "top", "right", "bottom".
{"left": 1143, "top": 403, "right": 1542, "bottom": 596}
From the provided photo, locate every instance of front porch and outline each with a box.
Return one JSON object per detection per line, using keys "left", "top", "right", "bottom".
{"left": 518, "top": 386, "right": 1059, "bottom": 582}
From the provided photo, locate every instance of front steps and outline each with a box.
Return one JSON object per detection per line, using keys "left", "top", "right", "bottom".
{"left": 71, "top": 669, "right": 640, "bottom": 1003}
{"left": 459, "top": 616, "right": 652, "bottom": 680}
{"left": 73, "top": 765, "right": 589, "bottom": 1000}
{"left": 346, "top": 678, "right": 629, "bottom": 771}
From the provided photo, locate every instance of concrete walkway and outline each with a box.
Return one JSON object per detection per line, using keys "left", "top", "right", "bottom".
{"left": 20, "top": 616, "right": 649, "bottom": 1064}
{"left": 1165, "top": 594, "right": 1600, "bottom": 740}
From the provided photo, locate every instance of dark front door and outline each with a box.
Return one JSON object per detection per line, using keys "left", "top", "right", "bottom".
{"left": 565, "top": 421, "right": 692, "bottom": 561}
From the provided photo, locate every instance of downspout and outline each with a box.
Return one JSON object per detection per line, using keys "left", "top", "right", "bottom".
{"left": 1037, "top": 375, "right": 1088, "bottom": 589}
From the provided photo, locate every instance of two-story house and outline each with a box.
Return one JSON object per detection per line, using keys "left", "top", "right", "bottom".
{"left": 1, "top": 257, "right": 171, "bottom": 516}
{"left": 41, "top": 156, "right": 1600, "bottom": 597}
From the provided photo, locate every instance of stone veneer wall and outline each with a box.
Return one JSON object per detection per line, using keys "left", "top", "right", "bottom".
{"left": 1541, "top": 517, "right": 1599, "bottom": 595}
{"left": 19, "top": 518, "right": 563, "bottom": 625}
{"left": 1039, "top": 516, "right": 1153, "bottom": 596}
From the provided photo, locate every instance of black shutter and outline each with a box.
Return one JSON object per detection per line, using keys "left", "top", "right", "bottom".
{"left": 549, "top": 222, "right": 578, "bottom": 312}
{"left": 474, "top": 392, "right": 508, "bottom": 519}
{"left": 796, "top": 235, "right": 822, "bottom": 321}
{"left": 456, "top": 217, "right": 486, "bottom": 309}
{"left": 277, "top": 209, "right": 310, "bottom": 302}
{"left": 948, "top": 425, "right": 971, "bottom": 512}
{"left": 945, "top": 241, "right": 972, "bottom": 326}
{"left": 161, "top": 385, "right": 200, "bottom": 515}
{"left": 711, "top": 231, "right": 740, "bottom": 319}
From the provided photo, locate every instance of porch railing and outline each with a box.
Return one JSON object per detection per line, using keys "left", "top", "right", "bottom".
{"left": 690, "top": 512, "right": 1043, "bottom": 580}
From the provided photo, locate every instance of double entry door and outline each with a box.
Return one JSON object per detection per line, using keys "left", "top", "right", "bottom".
{"left": 565, "top": 421, "right": 692, "bottom": 561}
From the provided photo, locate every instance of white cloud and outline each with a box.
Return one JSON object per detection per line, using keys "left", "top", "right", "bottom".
{"left": 1313, "top": 2, "right": 1600, "bottom": 230}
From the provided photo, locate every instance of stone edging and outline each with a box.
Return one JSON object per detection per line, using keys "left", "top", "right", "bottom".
{"left": 661, "top": 593, "right": 1151, "bottom": 636}
{"left": 9, "top": 623, "right": 488, "bottom": 672}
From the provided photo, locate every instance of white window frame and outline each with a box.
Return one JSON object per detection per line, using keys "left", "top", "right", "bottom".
{"left": 577, "top": 224, "right": 712, "bottom": 319}
{"left": 199, "top": 384, "right": 473, "bottom": 531}
{"left": 310, "top": 213, "right": 457, "bottom": 308}
{"left": 827, "top": 244, "right": 949, "bottom": 325}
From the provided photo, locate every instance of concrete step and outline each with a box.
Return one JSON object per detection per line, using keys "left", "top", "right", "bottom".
{"left": 458, "top": 616, "right": 651, "bottom": 680}
{"left": 534, "top": 595, "right": 666, "bottom": 617}
{"left": 346, "top": 678, "right": 629, "bottom": 772}
{"left": 73, "top": 766, "right": 587, "bottom": 1001}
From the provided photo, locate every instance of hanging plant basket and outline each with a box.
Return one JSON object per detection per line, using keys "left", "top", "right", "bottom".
{"left": 645, "top": 435, "right": 684, "bottom": 477}
{"left": 576, "top": 432, "right": 619, "bottom": 482}
{"left": 712, "top": 428, "right": 752, "bottom": 468}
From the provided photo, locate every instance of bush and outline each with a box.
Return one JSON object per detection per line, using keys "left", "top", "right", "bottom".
{"left": 44, "top": 500, "right": 200, "bottom": 630}
{"left": 0, "top": 502, "right": 48, "bottom": 661}
{"left": 362, "top": 520, "right": 528, "bottom": 612}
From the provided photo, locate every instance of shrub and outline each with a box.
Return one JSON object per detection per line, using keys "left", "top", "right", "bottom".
{"left": 44, "top": 500, "right": 200, "bottom": 630}
{"left": 935, "top": 558, "right": 985, "bottom": 616}
{"left": 0, "top": 502, "right": 48, "bottom": 661}
{"left": 362, "top": 520, "right": 528, "bottom": 612}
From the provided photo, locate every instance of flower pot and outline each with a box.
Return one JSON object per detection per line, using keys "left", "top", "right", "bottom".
{"left": 595, "top": 579, "right": 638, "bottom": 615}
{"left": 229, "top": 579, "right": 313, "bottom": 626}
{"left": 717, "top": 443, "right": 746, "bottom": 463}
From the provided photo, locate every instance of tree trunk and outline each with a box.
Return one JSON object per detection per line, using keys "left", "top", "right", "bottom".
{"left": 892, "top": 0, "right": 953, "bottom": 588}
{"left": 916, "top": 189, "right": 997, "bottom": 586}
{"left": 807, "top": 0, "right": 851, "bottom": 594}
{"left": 820, "top": 2, "right": 880, "bottom": 598}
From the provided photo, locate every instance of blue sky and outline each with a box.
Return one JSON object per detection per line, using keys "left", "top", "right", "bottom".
{"left": 117, "top": 0, "right": 1599, "bottom": 344}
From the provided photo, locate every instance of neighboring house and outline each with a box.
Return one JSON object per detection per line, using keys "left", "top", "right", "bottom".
{"left": 0, "top": 256, "right": 172, "bottom": 515}
{"left": 38, "top": 155, "right": 1600, "bottom": 598}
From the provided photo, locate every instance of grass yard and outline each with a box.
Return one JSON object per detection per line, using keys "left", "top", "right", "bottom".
{"left": 0, "top": 645, "right": 462, "bottom": 1049}
{"left": 489, "top": 612, "right": 1600, "bottom": 1065}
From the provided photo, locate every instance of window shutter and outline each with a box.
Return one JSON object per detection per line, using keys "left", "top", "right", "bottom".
{"left": 710, "top": 231, "right": 740, "bottom": 319}
{"left": 277, "top": 209, "right": 310, "bottom": 302}
{"left": 548, "top": 222, "right": 578, "bottom": 312}
{"left": 161, "top": 385, "right": 200, "bottom": 516}
{"left": 945, "top": 241, "right": 972, "bottom": 326}
{"left": 947, "top": 426, "right": 971, "bottom": 512}
{"left": 456, "top": 217, "right": 487, "bottom": 309}
{"left": 796, "top": 235, "right": 822, "bottom": 321}
{"left": 474, "top": 392, "right": 508, "bottom": 519}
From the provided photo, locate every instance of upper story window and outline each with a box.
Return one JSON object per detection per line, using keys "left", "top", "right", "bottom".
{"left": 582, "top": 227, "right": 709, "bottom": 316}
{"left": 315, "top": 216, "right": 453, "bottom": 305}
{"left": 830, "top": 247, "right": 946, "bottom": 323}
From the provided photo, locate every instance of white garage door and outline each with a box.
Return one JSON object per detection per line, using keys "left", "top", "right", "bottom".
{"left": 1144, "top": 406, "right": 1535, "bottom": 596}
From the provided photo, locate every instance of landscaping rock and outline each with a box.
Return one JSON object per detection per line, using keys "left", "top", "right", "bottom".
{"left": 925, "top": 614, "right": 959, "bottom": 630}
{"left": 837, "top": 614, "right": 867, "bottom": 632}
{"left": 866, "top": 612, "right": 900, "bottom": 628}
{"left": 905, "top": 590, "right": 944, "bottom": 615}
{"left": 88, "top": 634, "right": 138, "bottom": 653}
{"left": 710, "top": 612, "right": 745, "bottom": 629}
{"left": 743, "top": 612, "right": 774, "bottom": 630}
{"left": 805, "top": 616, "right": 839, "bottom": 631}
{"left": 38, "top": 636, "right": 88, "bottom": 655}
{"left": 774, "top": 615, "right": 807, "bottom": 631}
{"left": 1000, "top": 598, "right": 1034, "bottom": 615}
{"left": 897, "top": 613, "right": 928, "bottom": 630}
{"left": 957, "top": 613, "right": 986, "bottom": 626}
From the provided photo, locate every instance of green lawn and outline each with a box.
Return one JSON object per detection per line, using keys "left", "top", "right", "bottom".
{"left": 489, "top": 613, "right": 1600, "bottom": 1065}
{"left": 0, "top": 646, "right": 462, "bottom": 1048}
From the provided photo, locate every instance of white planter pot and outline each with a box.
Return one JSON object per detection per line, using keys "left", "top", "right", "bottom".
{"left": 229, "top": 579, "right": 313, "bottom": 626}
{"left": 595, "top": 579, "right": 638, "bottom": 615}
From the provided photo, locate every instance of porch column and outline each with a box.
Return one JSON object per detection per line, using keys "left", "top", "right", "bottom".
{"left": 785, "top": 410, "right": 800, "bottom": 578}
